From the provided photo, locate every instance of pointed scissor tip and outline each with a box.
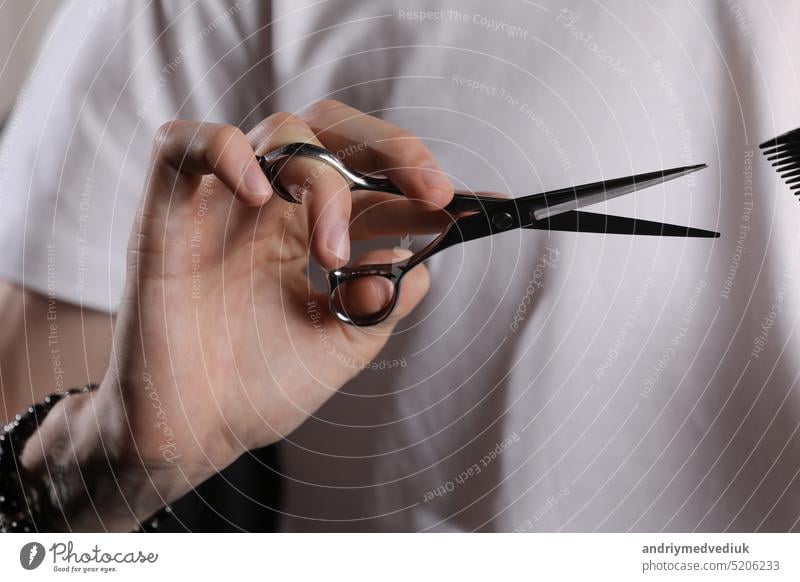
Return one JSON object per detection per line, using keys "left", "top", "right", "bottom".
{"left": 657, "top": 163, "right": 706, "bottom": 180}
{"left": 662, "top": 163, "right": 707, "bottom": 176}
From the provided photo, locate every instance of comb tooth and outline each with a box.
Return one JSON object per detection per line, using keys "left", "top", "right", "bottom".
{"left": 772, "top": 157, "right": 800, "bottom": 169}
{"left": 780, "top": 163, "right": 800, "bottom": 174}
{"left": 769, "top": 141, "right": 800, "bottom": 152}
{"left": 760, "top": 128, "right": 800, "bottom": 196}
{"left": 763, "top": 146, "right": 800, "bottom": 161}
{"left": 761, "top": 142, "right": 800, "bottom": 156}
{"left": 767, "top": 142, "right": 800, "bottom": 155}
{"left": 760, "top": 127, "right": 800, "bottom": 148}
{"left": 778, "top": 164, "right": 800, "bottom": 175}
{"left": 780, "top": 167, "right": 800, "bottom": 180}
{"left": 763, "top": 147, "right": 784, "bottom": 157}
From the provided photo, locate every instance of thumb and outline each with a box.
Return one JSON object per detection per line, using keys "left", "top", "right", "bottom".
{"left": 325, "top": 248, "right": 430, "bottom": 336}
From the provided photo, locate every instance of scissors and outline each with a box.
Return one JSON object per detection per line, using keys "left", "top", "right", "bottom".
{"left": 257, "top": 143, "right": 719, "bottom": 326}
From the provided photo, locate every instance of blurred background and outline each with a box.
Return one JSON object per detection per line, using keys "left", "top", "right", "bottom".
{"left": 0, "top": 1, "right": 60, "bottom": 125}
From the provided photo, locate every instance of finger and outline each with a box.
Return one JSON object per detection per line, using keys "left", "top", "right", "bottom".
{"left": 148, "top": 120, "right": 272, "bottom": 209}
{"left": 299, "top": 100, "right": 454, "bottom": 209}
{"left": 250, "top": 112, "right": 352, "bottom": 269}
{"left": 136, "top": 121, "right": 273, "bottom": 260}
{"left": 348, "top": 191, "right": 452, "bottom": 240}
{"left": 330, "top": 249, "right": 429, "bottom": 330}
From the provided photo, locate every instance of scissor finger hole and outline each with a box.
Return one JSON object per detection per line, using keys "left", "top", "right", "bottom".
{"left": 331, "top": 275, "right": 397, "bottom": 325}
{"left": 264, "top": 155, "right": 348, "bottom": 204}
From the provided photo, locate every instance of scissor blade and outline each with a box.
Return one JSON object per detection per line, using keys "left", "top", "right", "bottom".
{"left": 531, "top": 164, "right": 707, "bottom": 220}
{"left": 527, "top": 211, "right": 720, "bottom": 237}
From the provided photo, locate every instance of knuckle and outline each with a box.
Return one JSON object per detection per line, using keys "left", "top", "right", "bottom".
{"left": 209, "top": 124, "right": 242, "bottom": 148}
{"left": 151, "top": 120, "right": 195, "bottom": 168}
{"left": 153, "top": 121, "right": 179, "bottom": 149}
{"left": 357, "top": 194, "right": 385, "bottom": 238}
{"left": 265, "top": 111, "right": 312, "bottom": 135}
{"left": 300, "top": 99, "right": 348, "bottom": 121}
{"left": 374, "top": 132, "right": 428, "bottom": 169}
{"left": 205, "top": 124, "right": 244, "bottom": 167}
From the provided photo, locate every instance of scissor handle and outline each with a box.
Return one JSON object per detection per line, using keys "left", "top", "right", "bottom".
{"left": 256, "top": 142, "right": 503, "bottom": 212}
{"left": 328, "top": 259, "right": 407, "bottom": 326}
{"left": 328, "top": 220, "right": 467, "bottom": 326}
{"left": 258, "top": 143, "right": 511, "bottom": 326}
{"left": 256, "top": 142, "right": 402, "bottom": 203}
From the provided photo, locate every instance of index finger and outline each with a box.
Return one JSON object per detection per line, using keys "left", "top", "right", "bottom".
{"left": 299, "top": 100, "right": 454, "bottom": 209}
{"left": 136, "top": 121, "right": 273, "bottom": 260}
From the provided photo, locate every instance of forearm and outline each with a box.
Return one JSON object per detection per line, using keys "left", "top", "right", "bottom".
{"left": 18, "top": 377, "right": 200, "bottom": 532}
{"left": 0, "top": 280, "right": 113, "bottom": 424}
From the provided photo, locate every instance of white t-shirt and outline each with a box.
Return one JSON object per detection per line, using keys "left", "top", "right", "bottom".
{"left": 3, "top": 0, "right": 800, "bottom": 531}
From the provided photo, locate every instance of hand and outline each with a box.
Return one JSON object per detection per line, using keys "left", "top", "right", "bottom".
{"left": 100, "top": 101, "right": 455, "bottom": 496}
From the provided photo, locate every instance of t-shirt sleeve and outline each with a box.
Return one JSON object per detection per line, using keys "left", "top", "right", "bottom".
{"left": 0, "top": 0, "right": 270, "bottom": 312}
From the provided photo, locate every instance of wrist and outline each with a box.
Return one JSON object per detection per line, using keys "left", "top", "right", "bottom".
{"left": 19, "top": 383, "right": 178, "bottom": 532}
{"left": 99, "top": 367, "right": 241, "bottom": 495}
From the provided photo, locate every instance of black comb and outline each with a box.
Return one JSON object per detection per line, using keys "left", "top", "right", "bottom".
{"left": 760, "top": 127, "right": 800, "bottom": 194}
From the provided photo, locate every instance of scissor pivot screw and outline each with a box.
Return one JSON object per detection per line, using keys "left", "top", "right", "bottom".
{"left": 492, "top": 211, "right": 514, "bottom": 231}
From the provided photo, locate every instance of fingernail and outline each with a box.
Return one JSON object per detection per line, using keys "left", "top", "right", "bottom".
{"left": 419, "top": 160, "right": 452, "bottom": 200}
{"left": 244, "top": 160, "right": 272, "bottom": 197}
{"left": 392, "top": 248, "right": 413, "bottom": 260}
{"left": 327, "top": 221, "right": 350, "bottom": 262}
